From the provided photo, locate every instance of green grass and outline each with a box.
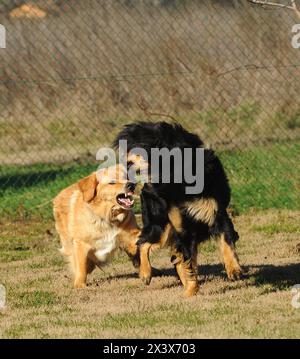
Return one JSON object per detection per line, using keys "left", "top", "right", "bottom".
{"left": 195, "top": 101, "right": 262, "bottom": 134}
{"left": 16, "top": 290, "right": 60, "bottom": 309}
{"left": 100, "top": 304, "right": 208, "bottom": 330}
{"left": 0, "top": 162, "right": 97, "bottom": 219}
{"left": 220, "top": 140, "right": 300, "bottom": 212}
{"left": 252, "top": 224, "right": 300, "bottom": 235}
{"left": 3, "top": 323, "right": 49, "bottom": 339}
{"left": 0, "top": 250, "right": 32, "bottom": 263}
{"left": 100, "top": 303, "right": 237, "bottom": 331}
{"left": 0, "top": 141, "right": 299, "bottom": 219}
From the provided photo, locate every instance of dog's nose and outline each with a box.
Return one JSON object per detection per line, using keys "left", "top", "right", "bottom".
{"left": 126, "top": 182, "right": 136, "bottom": 192}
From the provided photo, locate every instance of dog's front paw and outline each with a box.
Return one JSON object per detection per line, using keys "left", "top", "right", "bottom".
{"left": 74, "top": 281, "right": 87, "bottom": 289}
{"left": 182, "top": 281, "right": 199, "bottom": 298}
{"left": 139, "top": 268, "right": 152, "bottom": 285}
{"left": 226, "top": 266, "right": 244, "bottom": 281}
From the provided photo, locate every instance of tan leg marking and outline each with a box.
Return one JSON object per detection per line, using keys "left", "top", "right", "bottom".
{"left": 168, "top": 207, "right": 182, "bottom": 232}
{"left": 139, "top": 223, "right": 173, "bottom": 285}
{"left": 171, "top": 248, "right": 199, "bottom": 297}
{"left": 182, "top": 259, "right": 199, "bottom": 298}
{"left": 219, "top": 233, "right": 242, "bottom": 280}
{"left": 183, "top": 280, "right": 199, "bottom": 298}
{"left": 171, "top": 250, "right": 187, "bottom": 287}
{"left": 139, "top": 242, "right": 152, "bottom": 285}
{"left": 176, "top": 262, "right": 187, "bottom": 287}
{"left": 119, "top": 228, "right": 141, "bottom": 269}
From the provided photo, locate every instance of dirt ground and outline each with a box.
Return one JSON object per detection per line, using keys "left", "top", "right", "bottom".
{"left": 0, "top": 209, "right": 300, "bottom": 338}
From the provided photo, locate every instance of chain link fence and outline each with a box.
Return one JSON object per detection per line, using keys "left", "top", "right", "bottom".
{"left": 0, "top": 0, "right": 299, "bottom": 218}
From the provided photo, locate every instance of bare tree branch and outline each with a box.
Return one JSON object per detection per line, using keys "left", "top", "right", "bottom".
{"left": 248, "top": 0, "right": 300, "bottom": 19}
{"left": 291, "top": 0, "right": 300, "bottom": 18}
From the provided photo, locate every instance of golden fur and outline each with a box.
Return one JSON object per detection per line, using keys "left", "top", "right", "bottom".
{"left": 53, "top": 164, "right": 140, "bottom": 288}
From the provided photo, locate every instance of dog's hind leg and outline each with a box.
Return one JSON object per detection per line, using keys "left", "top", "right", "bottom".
{"left": 173, "top": 259, "right": 187, "bottom": 287}
{"left": 183, "top": 240, "right": 199, "bottom": 297}
{"left": 171, "top": 239, "right": 199, "bottom": 297}
{"left": 219, "top": 233, "right": 242, "bottom": 280}
{"left": 182, "top": 263, "right": 199, "bottom": 297}
{"left": 211, "top": 210, "right": 243, "bottom": 280}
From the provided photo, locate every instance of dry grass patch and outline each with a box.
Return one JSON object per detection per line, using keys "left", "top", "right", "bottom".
{"left": 0, "top": 209, "right": 300, "bottom": 338}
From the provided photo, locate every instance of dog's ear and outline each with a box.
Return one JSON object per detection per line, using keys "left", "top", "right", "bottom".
{"left": 78, "top": 173, "right": 98, "bottom": 202}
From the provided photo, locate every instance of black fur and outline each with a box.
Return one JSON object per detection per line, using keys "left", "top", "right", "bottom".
{"left": 114, "top": 121, "right": 238, "bottom": 264}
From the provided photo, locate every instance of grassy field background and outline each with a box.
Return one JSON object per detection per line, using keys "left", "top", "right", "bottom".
{"left": 0, "top": 0, "right": 300, "bottom": 339}
{"left": 0, "top": 139, "right": 299, "bottom": 338}
{"left": 0, "top": 140, "right": 299, "bottom": 220}
{"left": 0, "top": 209, "right": 299, "bottom": 338}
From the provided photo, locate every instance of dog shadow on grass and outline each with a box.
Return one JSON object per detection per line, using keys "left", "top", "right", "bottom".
{"left": 243, "top": 262, "right": 300, "bottom": 291}
{"left": 198, "top": 262, "right": 300, "bottom": 291}
{"left": 98, "top": 262, "right": 300, "bottom": 292}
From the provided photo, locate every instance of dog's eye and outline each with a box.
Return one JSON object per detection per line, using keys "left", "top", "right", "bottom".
{"left": 109, "top": 180, "right": 117, "bottom": 185}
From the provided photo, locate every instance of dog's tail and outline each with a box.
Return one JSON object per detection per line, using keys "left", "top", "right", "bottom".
{"left": 53, "top": 197, "right": 73, "bottom": 257}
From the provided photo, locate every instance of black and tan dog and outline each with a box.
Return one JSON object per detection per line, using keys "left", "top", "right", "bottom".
{"left": 114, "top": 121, "right": 243, "bottom": 297}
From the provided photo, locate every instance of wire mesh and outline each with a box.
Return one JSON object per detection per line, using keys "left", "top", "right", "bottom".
{"left": 0, "top": 0, "right": 299, "bottom": 218}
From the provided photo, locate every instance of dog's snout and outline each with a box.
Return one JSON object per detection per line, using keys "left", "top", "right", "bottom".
{"left": 126, "top": 182, "right": 136, "bottom": 192}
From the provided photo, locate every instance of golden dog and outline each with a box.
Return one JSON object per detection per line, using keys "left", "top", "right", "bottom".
{"left": 53, "top": 164, "right": 140, "bottom": 288}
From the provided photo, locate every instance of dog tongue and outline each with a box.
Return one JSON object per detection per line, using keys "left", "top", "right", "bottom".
{"left": 120, "top": 197, "right": 133, "bottom": 207}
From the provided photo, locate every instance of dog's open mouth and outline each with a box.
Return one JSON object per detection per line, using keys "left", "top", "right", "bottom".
{"left": 116, "top": 192, "right": 134, "bottom": 209}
